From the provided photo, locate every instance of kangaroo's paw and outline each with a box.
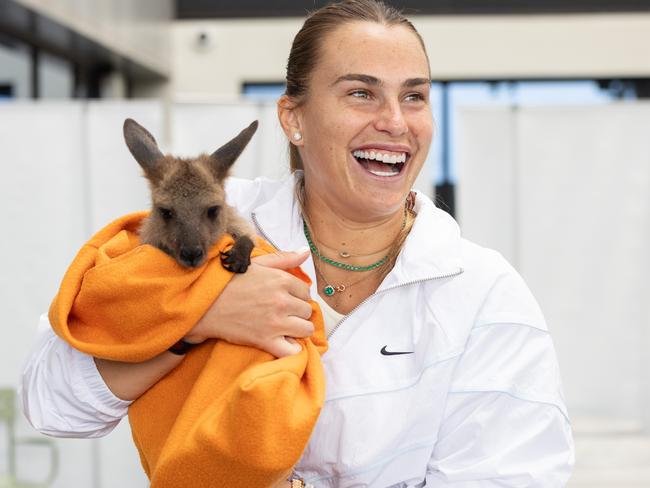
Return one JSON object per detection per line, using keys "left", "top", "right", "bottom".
{"left": 220, "top": 235, "right": 254, "bottom": 273}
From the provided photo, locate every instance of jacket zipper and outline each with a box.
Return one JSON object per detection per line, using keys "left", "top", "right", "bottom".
{"left": 251, "top": 212, "right": 282, "bottom": 250}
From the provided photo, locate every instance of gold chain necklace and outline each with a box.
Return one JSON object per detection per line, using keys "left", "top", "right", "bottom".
{"left": 303, "top": 201, "right": 410, "bottom": 271}
{"left": 313, "top": 230, "right": 396, "bottom": 259}
{"left": 303, "top": 221, "right": 389, "bottom": 271}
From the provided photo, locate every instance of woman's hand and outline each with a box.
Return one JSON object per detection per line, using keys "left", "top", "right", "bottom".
{"left": 184, "top": 249, "right": 315, "bottom": 358}
{"left": 95, "top": 250, "right": 313, "bottom": 401}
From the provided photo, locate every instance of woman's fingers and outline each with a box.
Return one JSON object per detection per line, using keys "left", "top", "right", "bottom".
{"left": 285, "top": 274, "right": 312, "bottom": 302}
{"left": 265, "top": 336, "right": 303, "bottom": 358}
{"left": 253, "top": 250, "right": 312, "bottom": 300}
{"left": 282, "top": 293, "right": 315, "bottom": 321}
{"left": 283, "top": 315, "right": 315, "bottom": 338}
{"left": 183, "top": 249, "right": 316, "bottom": 358}
{"left": 252, "top": 248, "right": 310, "bottom": 269}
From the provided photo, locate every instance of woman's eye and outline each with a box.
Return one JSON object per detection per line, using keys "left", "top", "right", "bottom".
{"left": 404, "top": 92, "right": 425, "bottom": 102}
{"left": 158, "top": 207, "right": 173, "bottom": 221}
{"left": 349, "top": 89, "right": 370, "bottom": 99}
{"left": 207, "top": 206, "right": 220, "bottom": 219}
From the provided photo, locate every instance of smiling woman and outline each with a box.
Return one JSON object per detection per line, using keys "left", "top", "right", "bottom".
{"left": 20, "top": 1, "right": 574, "bottom": 487}
{"left": 277, "top": 18, "right": 434, "bottom": 313}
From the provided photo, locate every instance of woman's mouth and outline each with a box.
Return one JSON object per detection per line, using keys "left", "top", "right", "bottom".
{"left": 352, "top": 149, "right": 408, "bottom": 177}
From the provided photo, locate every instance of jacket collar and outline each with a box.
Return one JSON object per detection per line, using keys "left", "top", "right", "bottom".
{"left": 250, "top": 173, "right": 306, "bottom": 253}
{"left": 380, "top": 194, "right": 464, "bottom": 289}
{"left": 251, "top": 172, "right": 464, "bottom": 293}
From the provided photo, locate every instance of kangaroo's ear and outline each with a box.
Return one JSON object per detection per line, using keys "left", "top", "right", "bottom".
{"left": 123, "top": 118, "right": 165, "bottom": 181}
{"left": 209, "top": 120, "right": 258, "bottom": 179}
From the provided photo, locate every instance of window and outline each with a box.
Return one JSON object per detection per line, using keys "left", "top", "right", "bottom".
{"left": 0, "top": 40, "right": 30, "bottom": 99}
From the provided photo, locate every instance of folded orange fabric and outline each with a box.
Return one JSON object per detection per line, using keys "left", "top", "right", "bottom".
{"left": 49, "top": 212, "right": 327, "bottom": 488}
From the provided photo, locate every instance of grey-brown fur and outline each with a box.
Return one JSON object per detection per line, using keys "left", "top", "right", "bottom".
{"left": 123, "top": 118, "right": 257, "bottom": 271}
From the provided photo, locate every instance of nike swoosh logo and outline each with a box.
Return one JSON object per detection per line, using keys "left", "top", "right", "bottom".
{"left": 380, "top": 345, "right": 414, "bottom": 356}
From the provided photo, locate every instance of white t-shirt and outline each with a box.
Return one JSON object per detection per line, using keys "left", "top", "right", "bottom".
{"left": 312, "top": 292, "right": 345, "bottom": 337}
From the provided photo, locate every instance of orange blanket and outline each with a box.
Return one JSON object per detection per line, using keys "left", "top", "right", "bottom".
{"left": 49, "top": 212, "right": 327, "bottom": 487}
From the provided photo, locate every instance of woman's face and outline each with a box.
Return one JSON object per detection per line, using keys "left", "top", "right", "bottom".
{"left": 293, "top": 21, "right": 433, "bottom": 222}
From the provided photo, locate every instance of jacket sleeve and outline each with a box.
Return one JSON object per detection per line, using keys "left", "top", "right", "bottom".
{"left": 423, "top": 261, "right": 575, "bottom": 487}
{"left": 19, "top": 314, "right": 132, "bottom": 438}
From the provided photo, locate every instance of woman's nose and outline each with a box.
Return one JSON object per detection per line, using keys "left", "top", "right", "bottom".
{"left": 374, "top": 100, "right": 408, "bottom": 136}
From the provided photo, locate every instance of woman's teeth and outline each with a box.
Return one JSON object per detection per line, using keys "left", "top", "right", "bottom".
{"left": 368, "top": 169, "right": 397, "bottom": 176}
{"left": 352, "top": 149, "right": 407, "bottom": 177}
{"left": 352, "top": 150, "right": 407, "bottom": 164}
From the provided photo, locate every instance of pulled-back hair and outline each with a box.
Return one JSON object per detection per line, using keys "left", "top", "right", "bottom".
{"left": 285, "top": 0, "right": 429, "bottom": 171}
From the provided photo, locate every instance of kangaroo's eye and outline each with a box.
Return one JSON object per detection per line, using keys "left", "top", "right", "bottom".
{"left": 158, "top": 207, "right": 173, "bottom": 222}
{"left": 207, "top": 206, "right": 220, "bottom": 220}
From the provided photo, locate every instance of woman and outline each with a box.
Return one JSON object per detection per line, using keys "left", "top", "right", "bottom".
{"left": 21, "top": 1, "right": 574, "bottom": 486}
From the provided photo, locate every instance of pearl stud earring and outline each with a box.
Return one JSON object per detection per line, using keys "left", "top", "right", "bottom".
{"left": 293, "top": 132, "right": 302, "bottom": 141}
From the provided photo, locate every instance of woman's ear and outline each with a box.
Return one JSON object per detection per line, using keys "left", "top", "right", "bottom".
{"left": 277, "top": 95, "right": 304, "bottom": 146}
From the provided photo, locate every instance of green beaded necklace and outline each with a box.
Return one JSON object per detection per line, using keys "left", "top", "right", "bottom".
{"left": 312, "top": 256, "right": 382, "bottom": 297}
{"left": 303, "top": 221, "right": 388, "bottom": 272}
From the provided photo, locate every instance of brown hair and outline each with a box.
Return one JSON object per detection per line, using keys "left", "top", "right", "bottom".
{"left": 285, "top": 0, "right": 430, "bottom": 171}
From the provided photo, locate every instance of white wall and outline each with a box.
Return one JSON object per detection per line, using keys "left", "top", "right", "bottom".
{"left": 454, "top": 107, "right": 517, "bottom": 264}
{"left": 171, "top": 101, "right": 286, "bottom": 180}
{"left": 1, "top": 102, "right": 94, "bottom": 487}
{"left": 456, "top": 102, "right": 650, "bottom": 486}
{"left": 0, "top": 101, "right": 161, "bottom": 488}
{"left": 417, "top": 14, "right": 650, "bottom": 80}
{"left": 85, "top": 101, "right": 164, "bottom": 233}
{"left": 172, "top": 18, "right": 302, "bottom": 99}
{"left": 0, "top": 103, "right": 88, "bottom": 385}
{"left": 172, "top": 14, "right": 650, "bottom": 98}
{"left": 516, "top": 105, "right": 650, "bottom": 431}
{"left": 0, "top": 101, "right": 162, "bottom": 488}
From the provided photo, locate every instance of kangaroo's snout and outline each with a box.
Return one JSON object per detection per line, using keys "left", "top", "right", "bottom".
{"left": 180, "top": 246, "right": 205, "bottom": 268}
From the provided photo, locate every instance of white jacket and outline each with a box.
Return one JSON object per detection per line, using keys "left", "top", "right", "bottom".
{"left": 20, "top": 173, "right": 574, "bottom": 487}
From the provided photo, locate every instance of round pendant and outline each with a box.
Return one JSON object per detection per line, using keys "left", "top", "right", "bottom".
{"left": 339, "top": 251, "right": 350, "bottom": 258}
{"left": 323, "top": 285, "right": 335, "bottom": 296}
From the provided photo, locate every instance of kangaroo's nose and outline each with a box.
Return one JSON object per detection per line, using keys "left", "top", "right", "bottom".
{"left": 179, "top": 247, "right": 205, "bottom": 267}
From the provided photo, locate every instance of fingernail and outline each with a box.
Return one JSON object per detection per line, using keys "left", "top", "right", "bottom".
{"left": 295, "top": 246, "right": 310, "bottom": 254}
